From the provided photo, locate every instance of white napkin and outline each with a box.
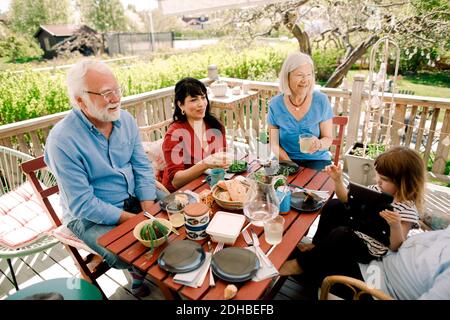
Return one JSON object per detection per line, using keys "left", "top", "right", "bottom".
{"left": 245, "top": 246, "right": 279, "bottom": 282}
{"left": 173, "top": 252, "right": 211, "bottom": 288}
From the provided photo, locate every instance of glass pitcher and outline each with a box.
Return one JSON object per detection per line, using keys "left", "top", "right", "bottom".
{"left": 243, "top": 171, "right": 287, "bottom": 227}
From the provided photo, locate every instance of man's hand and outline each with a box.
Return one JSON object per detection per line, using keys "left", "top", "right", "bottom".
{"left": 141, "top": 200, "right": 156, "bottom": 214}
{"left": 118, "top": 211, "right": 135, "bottom": 224}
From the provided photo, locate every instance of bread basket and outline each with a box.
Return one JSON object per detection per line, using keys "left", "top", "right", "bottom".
{"left": 211, "top": 185, "right": 245, "bottom": 211}
{"left": 209, "top": 81, "right": 228, "bottom": 97}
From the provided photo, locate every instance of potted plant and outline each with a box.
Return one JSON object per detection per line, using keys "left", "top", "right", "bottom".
{"left": 345, "top": 143, "right": 386, "bottom": 186}
{"left": 345, "top": 36, "right": 400, "bottom": 186}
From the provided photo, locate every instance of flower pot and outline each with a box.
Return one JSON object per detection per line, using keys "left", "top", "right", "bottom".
{"left": 344, "top": 142, "right": 377, "bottom": 186}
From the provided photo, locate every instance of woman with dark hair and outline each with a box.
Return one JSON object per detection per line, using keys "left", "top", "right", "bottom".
{"left": 162, "top": 77, "right": 229, "bottom": 191}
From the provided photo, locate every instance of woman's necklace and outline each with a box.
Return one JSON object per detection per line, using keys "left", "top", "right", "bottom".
{"left": 288, "top": 94, "right": 307, "bottom": 112}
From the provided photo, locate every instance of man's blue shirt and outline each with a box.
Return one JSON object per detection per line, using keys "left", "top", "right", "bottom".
{"left": 44, "top": 108, "right": 156, "bottom": 225}
{"left": 360, "top": 226, "right": 450, "bottom": 299}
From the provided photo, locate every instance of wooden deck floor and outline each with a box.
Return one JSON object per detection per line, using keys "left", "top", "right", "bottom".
{"left": 1, "top": 181, "right": 448, "bottom": 300}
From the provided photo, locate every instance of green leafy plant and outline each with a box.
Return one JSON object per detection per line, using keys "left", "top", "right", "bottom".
{"left": 228, "top": 160, "right": 248, "bottom": 173}
{"left": 351, "top": 144, "right": 386, "bottom": 160}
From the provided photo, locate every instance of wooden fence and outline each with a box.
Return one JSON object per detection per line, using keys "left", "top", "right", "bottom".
{"left": 0, "top": 76, "right": 449, "bottom": 182}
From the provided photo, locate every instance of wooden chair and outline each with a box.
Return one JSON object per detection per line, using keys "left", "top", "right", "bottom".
{"left": 331, "top": 116, "right": 349, "bottom": 165}
{"left": 0, "top": 146, "right": 59, "bottom": 291}
{"left": 320, "top": 275, "right": 394, "bottom": 300}
{"left": 20, "top": 156, "right": 110, "bottom": 299}
{"left": 139, "top": 121, "right": 172, "bottom": 192}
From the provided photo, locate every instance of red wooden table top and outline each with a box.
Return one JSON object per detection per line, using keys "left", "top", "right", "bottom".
{"left": 97, "top": 162, "right": 334, "bottom": 300}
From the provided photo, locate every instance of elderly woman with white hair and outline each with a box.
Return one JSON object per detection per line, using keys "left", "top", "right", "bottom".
{"left": 268, "top": 52, "right": 334, "bottom": 170}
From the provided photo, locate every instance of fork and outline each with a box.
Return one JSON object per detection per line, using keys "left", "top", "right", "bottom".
{"left": 209, "top": 242, "right": 224, "bottom": 287}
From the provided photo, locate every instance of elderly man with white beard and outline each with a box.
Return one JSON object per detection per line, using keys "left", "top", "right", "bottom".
{"left": 44, "top": 60, "right": 163, "bottom": 297}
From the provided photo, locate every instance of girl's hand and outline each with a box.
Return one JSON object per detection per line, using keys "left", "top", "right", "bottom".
{"left": 323, "top": 164, "right": 342, "bottom": 181}
{"left": 380, "top": 210, "right": 402, "bottom": 228}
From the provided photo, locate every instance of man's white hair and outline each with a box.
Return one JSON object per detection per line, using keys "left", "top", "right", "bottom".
{"left": 66, "top": 60, "right": 113, "bottom": 109}
{"left": 279, "top": 52, "right": 315, "bottom": 96}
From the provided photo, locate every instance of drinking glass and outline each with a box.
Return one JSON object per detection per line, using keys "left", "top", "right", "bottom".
{"left": 299, "top": 133, "right": 315, "bottom": 154}
{"left": 166, "top": 202, "right": 186, "bottom": 228}
{"left": 263, "top": 215, "right": 285, "bottom": 245}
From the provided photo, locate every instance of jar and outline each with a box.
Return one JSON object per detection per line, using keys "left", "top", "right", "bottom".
{"left": 242, "top": 81, "right": 251, "bottom": 94}
{"left": 183, "top": 202, "right": 210, "bottom": 240}
{"left": 207, "top": 64, "right": 218, "bottom": 80}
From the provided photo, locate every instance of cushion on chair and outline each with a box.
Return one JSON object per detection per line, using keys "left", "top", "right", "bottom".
{"left": 0, "top": 182, "right": 60, "bottom": 249}
{"left": 51, "top": 225, "right": 97, "bottom": 255}
{"left": 142, "top": 140, "right": 166, "bottom": 172}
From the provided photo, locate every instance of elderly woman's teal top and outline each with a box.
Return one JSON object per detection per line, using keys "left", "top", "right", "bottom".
{"left": 267, "top": 90, "right": 334, "bottom": 161}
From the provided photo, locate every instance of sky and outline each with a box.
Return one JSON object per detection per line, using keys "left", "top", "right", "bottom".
{"left": 0, "top": 0, "right": 158, "bottom": 13}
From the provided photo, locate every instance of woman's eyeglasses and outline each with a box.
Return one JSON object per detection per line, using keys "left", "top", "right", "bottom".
{"left": 85, "top": 87, "right": 123, "bottom": 101}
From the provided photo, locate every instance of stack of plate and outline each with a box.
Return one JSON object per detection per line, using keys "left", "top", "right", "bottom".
{"left": 211, "top": 247, "right": 259, "bottom": 282}
{"left": 158, "top": 240, "right": 205, "bottom": 273}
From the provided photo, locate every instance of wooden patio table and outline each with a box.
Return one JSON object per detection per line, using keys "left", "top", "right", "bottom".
{"left": 98, "top": 160, "right": 335, "bottom": 300}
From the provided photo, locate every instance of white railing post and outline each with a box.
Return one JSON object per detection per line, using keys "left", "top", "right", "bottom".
{"left": 432, "top": 109, "right": 450, "bottom": 176}
{"left": 346, "top": 74, "right": 366, "bottom": 152}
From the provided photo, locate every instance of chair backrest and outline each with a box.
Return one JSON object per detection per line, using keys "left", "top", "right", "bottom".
{"left": 0, "top": 146, "right": 33, "bottom": 196}
{"left": 331, "top": 116, "right": 348, "bottom": 165}
{"left": 139, "top": 119, "right": 172, "bottom": 142}
{"left": 20, "top": 156, "right": 61, "bottom": 226}
{"left": 320, "top": 275, "right": 394, "bottom": 300}
{"left": 20, "top": 156, "right": 109, "bottom": 299}
{"left": 139, "top": 122, "right": 170, "bottom": 187}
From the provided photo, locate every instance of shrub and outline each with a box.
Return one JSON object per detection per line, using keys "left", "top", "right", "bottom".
{"left": 0, "top": 34, "right": 43, "bottom": 62}
{"left": 312, "top": 48, "right": 344, "bottom": 82}
{"left": 0, "top": 42, "right": 296, "bottom": 125}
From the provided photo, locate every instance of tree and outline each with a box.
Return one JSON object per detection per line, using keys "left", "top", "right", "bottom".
{"left": 225, "top": 0, "right": 312, "bottom": 54}
{"left": 10, "top": 0, "right": 70, "bottom": 35}
{"left": 77, "top": 0, "right": 127, "bottom": 33}
{"left": 324, "top": 0, "right": 450, "bottom": 87}
{"left": 226, "top": 0, "right": 449, "bottom": 87}
{"left": 77, "top": 0, "right": 127, "bottom": 52}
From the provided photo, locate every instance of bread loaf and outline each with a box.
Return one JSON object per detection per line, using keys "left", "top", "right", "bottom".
{"left": 225, "top": 180, "right": 247, "bottom": 202}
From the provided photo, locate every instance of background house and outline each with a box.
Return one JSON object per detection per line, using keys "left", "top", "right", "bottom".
{"left": 181, "top": 16, "right": 209, "bottom": 29}
{"left": 34, "top": 25, "right": 93, "bottom": 59}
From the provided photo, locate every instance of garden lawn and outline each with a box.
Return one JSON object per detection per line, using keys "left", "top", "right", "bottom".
{"left": 347, "top": 70, "right": 450, "bottom": 99}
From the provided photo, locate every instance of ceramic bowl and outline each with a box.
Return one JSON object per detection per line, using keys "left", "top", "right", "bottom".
{"left": 133, "top": 218, "right": 172, "bottom": 248}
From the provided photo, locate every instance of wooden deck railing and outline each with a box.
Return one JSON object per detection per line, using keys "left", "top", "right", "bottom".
{"left": 0, "top": 76, "right": 449, "bottom": 182}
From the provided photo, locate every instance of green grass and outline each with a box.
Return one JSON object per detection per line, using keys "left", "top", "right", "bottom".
{"left": 347, "top": 70, "right": 450, "bottom": 99}
{"left": 403, "top": 71, "right": 450, "bottom": 88}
